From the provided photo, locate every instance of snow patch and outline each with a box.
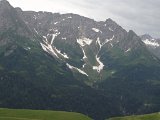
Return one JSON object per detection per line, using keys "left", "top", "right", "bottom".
{"left": 41, "top": 30, "right": 69, "bottom": 59}
{"left": 92, "top": 28, "right": 101, "bottom": 33}
{"left": 109, "top": 27, "right": 114, "bottom": 31}
{"left": 125, "top": 48, "right": 131, "bottom": 53}
{"left": 81, "top": 47, "right": 87, "bottom": 60}
{"left": 105, "top": 35, "right": 115, "bottom": 43}
{"left": 77, "top": 37, "right": 93, "bottom": 47}
{"left": 40, "top": 43, "right": 59, "bottom": 58}
{"left": 96, "top": 35, "right": 114, "bottom": 49}
{"left": 56, "top": 49, "right": 69, "bottom": 59}
{"left": 50, "top": 31, "right": 60, "bottom": 45}
{"left": 66, "top": 63, "right": 88, "bottom": 76}
{"left": 94, "top": 37, "right": 105, "bottom": 73}
{"left": 34, "top": 28, "right": 39, "bottom": 34}
{"left": 93, "top": 55, "right": 104, "bottom": 73}
{"left": 33, "top": 15, "right": 37, "bottom": 20}
{"left": 40, "top": 43, "right": 47, "bottom": 52}
{"left": 43, "top": 36, "right": 48, "bottom": 44}
{"left": 94, "top": 38, "right": 106, "bottom": 72}
{"left": 82, "top": 64, "right": 86, "bottom": 68}
{"left": 110, "top": 43, "right": 113, "bottom": 47}
{"left": 24, "top": 47, "right": 31, "bottom": 51}
{"left": 96, "top": 37, "right": 102, "bottom": 49}
{"left": 62, "top": 37, "right": 67, "bottom": 40}
{"left": 54, "top": 22, "right": 58, "bottom": 25}
{"left": 68, "top": 16, "right": 72, "bottom": 19}
{"left": 143, "top": 39, "right": 160, "bottom": 47}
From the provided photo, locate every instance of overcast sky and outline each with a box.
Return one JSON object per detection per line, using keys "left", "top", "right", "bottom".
{"left": 7, "top": 0, "right": 160, "bottom": 38}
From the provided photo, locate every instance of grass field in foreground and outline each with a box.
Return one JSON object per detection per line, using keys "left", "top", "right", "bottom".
{"left": 108, "top": 112, "right": 160, "bottom": 120}
{"left": 0, "top": 108, "right": 92, "bottom": 120}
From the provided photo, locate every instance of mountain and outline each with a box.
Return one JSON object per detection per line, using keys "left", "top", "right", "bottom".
{"left": 0, "top": 1, "right": 120, "bottom": 120}
{"left": 15, "top": 8, "right": 159, "bottom": 83}
{"left": 140, "top": 34, "right": 160, "bottom": 59}
{"left": 0, "top": 0, "right": 160, "bottom": 120}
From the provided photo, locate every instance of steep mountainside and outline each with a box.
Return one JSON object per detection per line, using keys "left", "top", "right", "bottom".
{"left": 0, "top": 0, "right": 160, "bottom": 120}
{"left": 15, "top": 8, "right": 160, "bottom": 84}
{"left": 0, "top": 1, "right": 121, "bottom": 120}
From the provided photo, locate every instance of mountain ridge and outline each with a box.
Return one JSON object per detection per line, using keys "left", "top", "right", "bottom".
{"left": 14, "top": 6, "right": 158, "bottom": 83}
{"left": 1, "top": 1, "right": 160, "bottom": 120}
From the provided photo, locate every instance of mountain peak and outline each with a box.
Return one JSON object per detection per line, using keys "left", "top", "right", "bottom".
{"left": 105, "top": 18, "right": 116, "bottom": 24}
{"left": 141, "top": 34, "right": 153, "bottom": 40}
{"left": 0, "top": 0, "right": 10, "bottom": 5}
{"left": 0, "top": 0, "right": 12, "bottom": 10}
{"left": 15, "top": 7, "right": 23, "bottom": 12}
{"left": 128, "top": 30, "right": 136, "bottom": 35}
{"left": 0, "top": 0, "right": 8, "bottom": 2}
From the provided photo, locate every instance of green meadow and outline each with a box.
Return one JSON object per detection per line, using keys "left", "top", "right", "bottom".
{"left": 0, "top": 108, "right": 92, "bottom": 120}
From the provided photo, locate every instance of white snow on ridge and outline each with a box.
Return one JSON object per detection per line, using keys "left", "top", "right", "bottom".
{"left": 33, "top": 15, "right": 37, "bottom": 20}
{"left": 51, "top": 31, "right": 60, "bottom": 45}
{"left": 41, "top": 30, "right": 69, "bottom": 59}
{"left": 92, "top": 28, "right": 101, "bottom": 33}
{"left": 56, "top": 49, "right": 69, "bottom": 59}
{"left": 125, "top": 48, "right": 131, "bottom": 53}
{"left": 96, "top": 37, "right": 102, "bottom": 49}
{"left": 93, "top": 55, "right": 104, "bottom": 73}
{"left": 24, "top": 47, "right": 31, "bottom": 51}
{"left": 34, "top": 28, "right": 39, "bottom": 35}
{"left": 82, "top": 63, "right": 86, "bottom": 68}
{"left": 77, "top": 37, "right": 93, "bottom": 47}
{"left": 27, "top": 47, "right": 31, "bottom": 50}
{"left": 77, "top": 37, "right": 92, "bottom": 61}
{"left": 40, "top": 43, "right": 48, "bottom": 52}
{"left": 54, "top": 22, "right": 58, "bottom": 25}
{"left": 94, "top": 37, "right": 115, "bottom": 73}
{"left": 94, "top": 35, "right": 115, "bottom": 73}
{"left": 40, "top": 43, "right": 59, "bottom": 58}
{"left": 105, "top": 35, "right": 115, "bottom": 43}
{"left": 96, "top": 35, "right": 115, "bottom": 50}
{"left": 43, "top": 36, "right": 48, "bottom": 44}
{"left": 66, "top": 63, "right": 88, "bottom": 76}
{"left": 109, "top": 27, "right": 114, "bottom": 31}
{"left": 110, "top": 43, "right": 113, "bottom": 47}
{"left": 81, "top": 47, "right": 87, "bottom": 60}
{"left": 143, "top": 39, "right": 160, "bottom": 47}
{"left": 62, "top": 37, "right": 67, "bottom": 40}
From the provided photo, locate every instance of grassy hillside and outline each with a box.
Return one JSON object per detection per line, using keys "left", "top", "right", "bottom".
{"left": 0, "top": 108, "right": 92, "bottom": 120}
{"left": 108, "top": 112, "right": 160, "bottom": 120}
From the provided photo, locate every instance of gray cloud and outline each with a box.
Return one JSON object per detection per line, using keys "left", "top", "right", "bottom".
{"left": 8, "top": 0, "right": 160, "bottom": 38}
